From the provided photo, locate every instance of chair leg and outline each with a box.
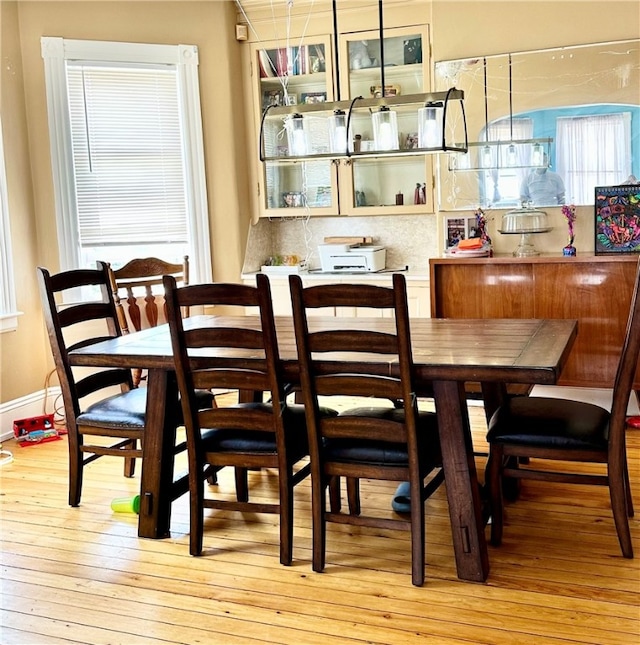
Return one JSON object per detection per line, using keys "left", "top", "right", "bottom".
{"left": 609, "top": 465, "right": 634, "bottom": 558}
{"left": 279, "top": 470, "right": 294, "bottom": 566}
{"left": 235, "top": 467, "right": 249, "bottom": 502}
{"left": 328, "top": 476, "right": 341, "bottom": 513}
{"left": 68, "top": 433, "right": 83, "bottom": 507}
{"left": 346, "top": 477, "right": 361, "bottom": 515}
{"left": 123, "top": 439, "right": 136, "bottom": 478}
{"left": 622, "top": 448, "right": 634, "bottom": 518}
{"left": 487, "top": 446, "right": 505, "bottom": 546}
{"left": 190, "top": 478, "right": 204, "bottom": 556}
{"left": 409, "top": 478, "right": 425, "bottom": 587}
{"left": 312, "top": 475, "right": 328, "bottom": 573}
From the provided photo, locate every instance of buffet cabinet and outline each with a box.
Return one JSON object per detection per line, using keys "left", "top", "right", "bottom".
{"left": 429, "top": 254, "right": 640, "bottom": 389}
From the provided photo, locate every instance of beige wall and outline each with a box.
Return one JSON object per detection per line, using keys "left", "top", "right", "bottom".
{"left": 1, "top": 0, "right": 639, "bottom": 407}
{"left": 1, "top": 0, "right": 251, "bottom": 404}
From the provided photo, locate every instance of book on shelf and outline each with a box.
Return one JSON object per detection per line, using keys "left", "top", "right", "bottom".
{"left": 260, "top": 46, "right": 317, "bottom": 78}
{"left": 258, "top": 49, "right": 275, "bottom": 78}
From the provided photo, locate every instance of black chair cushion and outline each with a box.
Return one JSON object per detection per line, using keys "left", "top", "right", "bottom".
{"left": 201, "top": 402, "right": 337, "bottom": 462}
{"left": 77, "top": 386, "right": 214, "bottom": 431}
{"left": 324, "top": 406, "right": 441, "bottom": 467}
{"left": 77, "top": 387, "right": 147, "bottom": 429}
{"left": 487, "top": 396, "right": 610, "bottom": 451}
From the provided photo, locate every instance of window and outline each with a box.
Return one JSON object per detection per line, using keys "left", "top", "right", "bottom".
{"left": 557, "top": 112, "right": 632, "bottom": 204}
{"left": 0, "top": 119, "right": 19, "bottom": 333}
{"left": 41, "top": 38, "right": 211, "bottom": 280}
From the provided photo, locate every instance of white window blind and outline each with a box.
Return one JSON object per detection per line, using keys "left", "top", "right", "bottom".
{"left": 41, "top": 38, "right": 211, "bottom": 281}
{"left": 67, "top": 64, "right": 188, "bottom": 246}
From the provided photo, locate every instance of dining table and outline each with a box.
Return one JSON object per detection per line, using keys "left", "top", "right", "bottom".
{"left": 68, "top": 314, "right": 577, "bottom": 583}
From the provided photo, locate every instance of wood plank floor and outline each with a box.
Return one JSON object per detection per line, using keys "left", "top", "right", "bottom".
{"left": 1, "top": 400, "right": 639, "bottom": 644}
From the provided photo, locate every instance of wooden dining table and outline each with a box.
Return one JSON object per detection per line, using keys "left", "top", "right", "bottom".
{"left": 68, "top": 314, "right": 577, "bottom": 583}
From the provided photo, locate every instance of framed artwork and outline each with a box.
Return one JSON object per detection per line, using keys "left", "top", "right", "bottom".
{"left": 594, "top": 185, "right": 640, "bottom": 255}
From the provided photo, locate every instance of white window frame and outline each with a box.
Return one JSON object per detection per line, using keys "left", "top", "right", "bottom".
{"left": 0, "top": 118, "right": 20, "bottom": 333}
{"left": 41, "top": 37, "right": 212, "bottom": 282}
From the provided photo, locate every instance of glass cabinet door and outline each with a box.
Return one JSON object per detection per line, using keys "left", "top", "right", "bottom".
{"left": 253, "top": 37, "right": 338, "bottom": 217}
{"left": 338, "top": 25, "right": 434, "bottom": 214}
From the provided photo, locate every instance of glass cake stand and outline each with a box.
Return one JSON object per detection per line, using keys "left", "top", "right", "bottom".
{"left": 498, "top": 207, "right": 552, "bottom": 257}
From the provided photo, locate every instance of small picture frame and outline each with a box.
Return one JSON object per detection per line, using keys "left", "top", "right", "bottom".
{"left": 595, "top": 185, "right": 640, "bottom": 255}
{"left": 282, "top": 191, "right": 305, "bottom": 208}
{"left": 444, "top": 215, "right": 477, "bottom": 249}
{"left": 301, "top": 92, "right": 327, "bottom": 104}
{"left": 284, "top": 93, "right": 297, "bottom": 106}
{"left": 262, "top": 89, "right": 283, "bottom": 109}
{"left": 404, "top": 133, "right": 419, "bottom": 150}
{"left": 370, "top": 84, "right": 401, "bottom": 99}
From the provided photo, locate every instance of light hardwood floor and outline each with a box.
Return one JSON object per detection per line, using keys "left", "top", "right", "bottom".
{"left": 1, "top": 400, "right": 639, "bottom": 644}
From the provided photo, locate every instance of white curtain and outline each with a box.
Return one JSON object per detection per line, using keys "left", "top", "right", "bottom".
{"left": 557, "top": 113, "right": 632, "bottom": 204}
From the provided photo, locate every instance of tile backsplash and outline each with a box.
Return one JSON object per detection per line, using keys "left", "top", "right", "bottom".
{"left": 243, "top": 214, "right": 440, "bottom": 274}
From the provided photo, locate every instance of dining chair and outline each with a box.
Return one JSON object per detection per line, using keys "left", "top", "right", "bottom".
{"left": 107, "top": 256, "right": 189, "bottom": 387}
{"left": 163, "top": 273, "right": 335, "bottom": 564}
{"left": 486, "top": 260, "right": 640, "bottom": 559}
{"left": 289, "top": 273, "right": 444, "bottom": 586}
{"left": 37, "top": 262, "right": 148, "bottom": 506}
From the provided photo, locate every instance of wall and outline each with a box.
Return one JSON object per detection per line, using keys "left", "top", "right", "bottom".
{"left": 0, "top": 1, "right": 49, "bottom": 404}
{"left": 1, "top": 0, "right": 250, "bottom": 411}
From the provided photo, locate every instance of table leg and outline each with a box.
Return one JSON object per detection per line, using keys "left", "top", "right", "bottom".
{"left": 433, "top": 379, "right": 489, "bottom": 582}
{"left": 138, "top": 369, "right": 179, "bottom": 539}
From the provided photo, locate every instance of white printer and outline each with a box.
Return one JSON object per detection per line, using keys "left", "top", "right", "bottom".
{"left": 318, "top": 243, "right": 386, "bottom": 273}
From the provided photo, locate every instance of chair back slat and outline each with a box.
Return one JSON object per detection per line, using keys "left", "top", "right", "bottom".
{"left": 192, "top": 368, "right": 270, "bottom": 393}
{"left": 198, "top": 407, "right": 277, "bottom": 433}
{"left": 321, "top": 415, "right": 407, "bottom": 442}
{"left": 309, "top": 329, "right": 399, "bottom": 354}
{"left": 185, "top": 327, "right": 266, "bottom": 351}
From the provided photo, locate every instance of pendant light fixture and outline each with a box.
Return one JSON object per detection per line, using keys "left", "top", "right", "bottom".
{"left": 418, "top": 101, "right": 444, "bottom": 148}
{"left": 258, "top": 0, "right": 468, "bottom": 161}
{"left": 329, "top": 108, "right": 351, "bottom": 153}
{"left": 285, "top": 113, "right": 309, "bottom": 156}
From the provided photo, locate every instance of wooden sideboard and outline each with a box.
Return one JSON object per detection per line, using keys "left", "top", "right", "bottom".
{"left": 430, "top": 254, "right": 640, "bottom": 389}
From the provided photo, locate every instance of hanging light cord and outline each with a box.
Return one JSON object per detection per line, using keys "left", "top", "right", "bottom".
{"left": 509, "top": 53, "right": 513, "bottom": 142}
{"left": 483, "top": 57, "right": 489, "bottom": 142}
{"left": 378, "top": 0, "right": 385, "bottom": 95}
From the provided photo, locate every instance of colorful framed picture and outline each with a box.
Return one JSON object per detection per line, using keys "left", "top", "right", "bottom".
{"left": 594, "top": 185, "right": 640, "bottom": 255}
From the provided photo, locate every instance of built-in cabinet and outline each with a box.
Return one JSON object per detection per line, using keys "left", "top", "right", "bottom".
{"left": 243, "top": 273, "right": 430, "bottom": 318}
{"left": 250, "top": 25, "right": 435, "bottom": 218}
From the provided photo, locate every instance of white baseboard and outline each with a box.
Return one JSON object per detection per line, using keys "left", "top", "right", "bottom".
{"left": 0, "top": 387, "right": 62, "bottom": 442}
